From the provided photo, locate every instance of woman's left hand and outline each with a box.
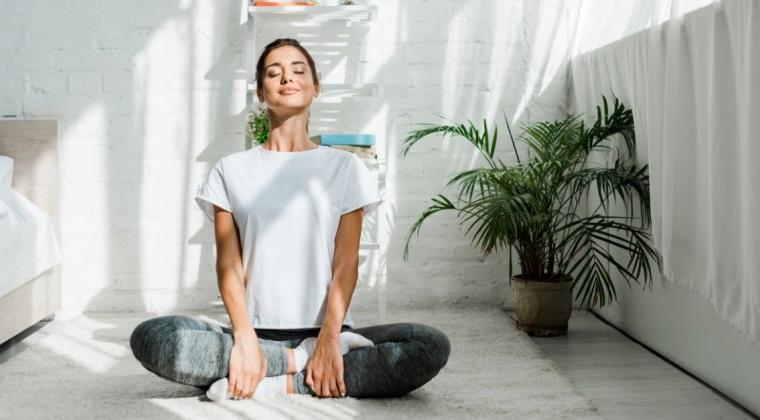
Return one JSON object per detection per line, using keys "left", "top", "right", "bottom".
{"left": 305, "top": 334, "right": 346, "bottom": 398}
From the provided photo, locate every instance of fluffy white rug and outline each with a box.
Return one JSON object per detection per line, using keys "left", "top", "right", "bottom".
{"left": 0, "top": 303, "right": 602, "bottom": 419}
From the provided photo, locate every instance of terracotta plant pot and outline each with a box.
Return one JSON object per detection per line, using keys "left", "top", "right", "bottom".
{"left": 512, "top": 274, "right": 573, "bottom": 336}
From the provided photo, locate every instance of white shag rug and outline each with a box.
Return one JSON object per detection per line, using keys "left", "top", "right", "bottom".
{"left": 0, "top": 303, "right": 602, "bottom": 419}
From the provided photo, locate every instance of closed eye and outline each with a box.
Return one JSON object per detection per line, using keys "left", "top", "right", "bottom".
{"left": 268, "top": 71, "right": 304, "bottom": 77}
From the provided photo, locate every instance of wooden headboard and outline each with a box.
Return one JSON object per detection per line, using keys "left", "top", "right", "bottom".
{"left": 0, "top": 120, "right": 59, "bottom": 219}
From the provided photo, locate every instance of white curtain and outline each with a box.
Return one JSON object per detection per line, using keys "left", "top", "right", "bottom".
{"left": 570, "top": 0, "right": 760, "bottom": 345}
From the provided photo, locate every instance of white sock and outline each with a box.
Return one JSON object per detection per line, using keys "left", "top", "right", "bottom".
{"left": 253, "top": 375, "right": 287, "bottom": 397}
{"left": 292, "top": 337, "right": 316, "bottom": 373}
{"left": 206, "top": 375, "right": 288, "bottom": 402}
{"left": 338, "top": 330, "right": 375, "bottom": 354}
{"left": 293, "top": 331, "right": 374, "bottom": 372}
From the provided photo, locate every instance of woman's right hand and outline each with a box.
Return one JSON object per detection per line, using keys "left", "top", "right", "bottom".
{"left": 228, "top": 329, "right": 266, "bottom": 399}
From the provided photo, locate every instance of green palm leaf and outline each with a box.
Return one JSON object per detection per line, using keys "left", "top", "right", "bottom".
{"left": 399, "top": 94, "right": 663, "bottom": 308}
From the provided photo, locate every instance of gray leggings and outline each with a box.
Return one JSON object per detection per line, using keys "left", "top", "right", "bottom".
{"left": 129, "top": 315, "right": 451, "bottom": 398}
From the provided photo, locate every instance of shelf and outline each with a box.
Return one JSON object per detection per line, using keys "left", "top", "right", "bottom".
{"left": 247, "top": 3, "right": 386, "bottom": 283}
{"left": 247, "top": 83, "right": 378, "bottom": 99}
{"left": 249, "top": 5, "right": 377, "bottom": 23}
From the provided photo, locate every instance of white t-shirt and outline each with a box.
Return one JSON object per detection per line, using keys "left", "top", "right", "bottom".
{"left": 194, "top": 144, "right": 383, "bottom": 329}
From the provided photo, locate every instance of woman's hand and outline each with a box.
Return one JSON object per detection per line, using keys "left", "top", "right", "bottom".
{"left": 305, "top": 334, "right": 346, "bottom": 398}
{"left": 228, "top": 329, "right": 267, "bottom": 399}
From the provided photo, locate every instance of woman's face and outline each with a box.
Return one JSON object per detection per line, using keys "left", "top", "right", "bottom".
{"left": 258, "top": 45, "right": 319, "bottom": 113}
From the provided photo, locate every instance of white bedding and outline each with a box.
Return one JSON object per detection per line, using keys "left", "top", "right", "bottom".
{"left": 0, "top": 155, "right": 61, "bottom": 299}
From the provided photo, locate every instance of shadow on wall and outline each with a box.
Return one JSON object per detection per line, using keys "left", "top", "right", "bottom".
{"left": 78, "top": 0, "right": 245, "bottom": 314}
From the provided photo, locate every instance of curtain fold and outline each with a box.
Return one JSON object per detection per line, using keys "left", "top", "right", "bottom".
{"left": 570, "top": 0, "right": 760, "bottom": 345}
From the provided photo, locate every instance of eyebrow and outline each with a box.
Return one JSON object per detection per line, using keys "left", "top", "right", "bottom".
{"left": 265, "top": 60, "right": 307, "bottom": 70}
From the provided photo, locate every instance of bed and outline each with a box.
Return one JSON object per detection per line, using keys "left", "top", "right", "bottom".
{"left": 0, "top": 120, "right": 61, "bottom": 346}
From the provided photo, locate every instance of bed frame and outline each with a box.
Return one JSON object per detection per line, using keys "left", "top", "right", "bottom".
{"left": 0, "top": 119, "right": 60, "bottom": 345}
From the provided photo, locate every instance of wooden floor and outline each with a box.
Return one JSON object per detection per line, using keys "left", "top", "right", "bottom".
{"left": 529, "top": 310, "right": 757, "bottom": 420}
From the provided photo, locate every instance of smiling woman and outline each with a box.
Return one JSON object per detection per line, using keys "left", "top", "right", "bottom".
{"left": 256, "top": 38, "right": 321, "bottom": 129}
{"left": 129, "top": 38, "right": 450, "bottom": 402}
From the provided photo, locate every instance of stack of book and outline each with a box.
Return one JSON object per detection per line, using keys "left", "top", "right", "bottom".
{"left": 329, "top": 144, "right": 376, "bottom": 160}
{"left": 310, "top": 134, "right": 377, "bottom": 161}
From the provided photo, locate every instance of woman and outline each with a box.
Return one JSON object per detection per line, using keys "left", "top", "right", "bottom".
{"left": 129, "top": 38, "right": 451, "bottom": 401}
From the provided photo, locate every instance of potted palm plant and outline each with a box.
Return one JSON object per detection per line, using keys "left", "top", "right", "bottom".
{"left": 400, "top": 95, "right": 662, "bottom": 336}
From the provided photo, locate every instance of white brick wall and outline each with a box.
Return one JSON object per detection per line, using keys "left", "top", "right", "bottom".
{"left": 0, "top": 0, "right": 572, "bottom": 315}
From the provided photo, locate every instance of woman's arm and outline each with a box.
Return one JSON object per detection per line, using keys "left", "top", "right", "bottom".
{"left": 214, "top": 206, "right": 252, "bottom": 335}
{"left": 213, "top": 205, "right": 266, "bottom": 399}
{"left": 306, "top": 207, "right": 364, "bottom": 398}
{"left": 321, "top": 208, "right": 364, "bottom": 337}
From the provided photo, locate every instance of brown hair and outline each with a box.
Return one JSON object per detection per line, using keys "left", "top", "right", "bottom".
{"left": 255, "top": 38, "right": 320, "bottom": 102}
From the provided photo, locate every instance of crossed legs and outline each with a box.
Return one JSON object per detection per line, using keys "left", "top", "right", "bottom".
{"left": 129, "top": 315, "right": 451, "bottom": 398}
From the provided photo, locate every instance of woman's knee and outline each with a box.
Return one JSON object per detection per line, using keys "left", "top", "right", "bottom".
{"left": 410, "top": 323, "right": 451, "bottom": 374}
{"left": 130, "top": 316, "right": 195, "bottom": 380}
{"left": 129, "top": 315, "right": 188, "bottom": 363}
{"left": 131, "top": 316, "right": 161, "bottom": 362}
{"left": 385, "top": 323, "right": 450, "bottom": 396}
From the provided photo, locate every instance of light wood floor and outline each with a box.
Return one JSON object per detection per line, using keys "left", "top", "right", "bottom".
{"left": 529, "top": 310, "right": 758, "bottom": 420}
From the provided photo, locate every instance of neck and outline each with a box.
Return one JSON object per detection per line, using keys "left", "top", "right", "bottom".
{"left": 265, "top": 109, "right": 314, "bottom": 151}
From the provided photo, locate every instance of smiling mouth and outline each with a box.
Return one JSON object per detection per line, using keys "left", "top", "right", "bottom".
{"left": 280, "top": 88, "right": 299, "bottom": 94}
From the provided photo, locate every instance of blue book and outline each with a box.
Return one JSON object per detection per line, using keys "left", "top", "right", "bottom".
{"left": 311, "top": 133, "right": 375, "bottom": 146}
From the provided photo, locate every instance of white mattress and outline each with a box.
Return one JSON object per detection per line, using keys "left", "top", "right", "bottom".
{"left": 0, "top": 155, "right": 61, "bottom": 299}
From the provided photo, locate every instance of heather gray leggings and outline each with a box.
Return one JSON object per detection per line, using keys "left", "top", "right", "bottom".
{"left": 129, "top": 315, "right": 451, "bottom": 398}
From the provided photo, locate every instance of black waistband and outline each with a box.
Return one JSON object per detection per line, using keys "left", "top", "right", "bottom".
{"left": 254, "top": 324, "right": 353, "bottom": 341}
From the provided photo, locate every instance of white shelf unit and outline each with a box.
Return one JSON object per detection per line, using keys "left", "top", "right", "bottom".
{"left": 354, "top": 154, "right": 385, "bottom": 249}
{"left": 246, "top": 3, "right": 387, "bottom": 310}
{"left": 244, "top": 3, "right": 380, "bottom": 135}
{"left": 248, "top": 4, "right": 377, "bottom": 23}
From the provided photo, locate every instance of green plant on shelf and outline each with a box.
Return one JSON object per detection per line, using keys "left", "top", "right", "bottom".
{"left": 248, "top": 104, "right": 270, "bottom": 146}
